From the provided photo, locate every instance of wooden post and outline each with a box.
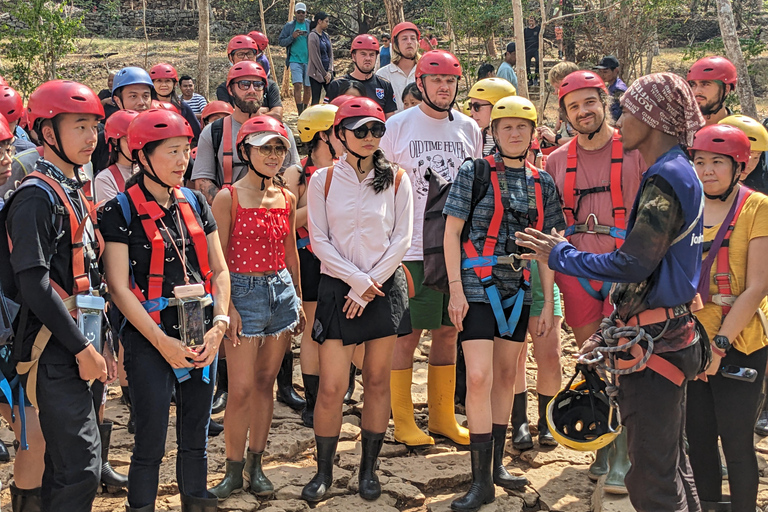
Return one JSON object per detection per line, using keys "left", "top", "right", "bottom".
{"left": 383, "top": 0, "right": 405, "bottom": 31}
{"left": 280, "top": 0, "right": 295, "bottom": 99}
{"left": 716, "top": 0, "right": 757, "bottom": 118}
{"left": 197, "top": 0, "right": 209, "bottom": 97}
{"left": 258, "top": 0, "right": 278, "bottom": 84}
{"left": 512, "top": 0, "right": 528, "bottom": 98}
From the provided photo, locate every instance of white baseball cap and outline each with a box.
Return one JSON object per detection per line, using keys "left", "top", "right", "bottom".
{"left": 295, "top": 2, "right": 307, "bottom": 12}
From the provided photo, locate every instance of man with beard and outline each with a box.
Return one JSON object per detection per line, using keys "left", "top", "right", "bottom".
{"left": 687, "top": 55, "right": 738, "bottom": 126}
{"left": 192, "top": 61, "right": 299, "bottom": 204}
{"left": 541, "top": 70, "right": 645, "bottom": 493}
{"left": 325, "top": 35, "right": 397, "bottom": 118}
{"left": 376, "top": 22, "right": 420, "bottom": 112}
{"left": 516, "top": 72, "right": 706, "bottom": 512}
{"left": 379, "top": 50, "right": 482, "bottom": 449}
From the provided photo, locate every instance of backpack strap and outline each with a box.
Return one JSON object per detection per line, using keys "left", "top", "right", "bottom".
{"left": 394, "top": 167, "right": 405, "bottom": 195}
{"left": 222, "top": 116, "right": 234, "bottom": 187}
{"left": 324, "top": 166, "right": 334, "bottom": 199}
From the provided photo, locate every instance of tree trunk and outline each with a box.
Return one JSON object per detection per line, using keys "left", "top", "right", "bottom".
{"left": 716, "top": 0, "right": 757, "bottom": 118}
{"left": 538, "top": 0, "right": 547, "bottom": 121}
{"left": 485, "top": 34, "right": 498, "bottom": 58}
{"left": 142, "top": 0, "right": 149, "bottom": 69}
{"left": 258, "top": 0, "right": 277, "bottom": 84}
{"left": 444, "top": 1, "right": 458, "bottom": 54}
{"left": 197, "top": 0, "right": 210, "bottom": 97}
{"left": 383, "top": 0, "right": 404, "bottom": 32}
{"left": 281, "top": 0, "right": 295, "bottom": 99}
{"left": 562, "top": 0, "right": 575, "bottom": 61}
{"left": 512, "top": 0, "right": 528, "bottom": 98}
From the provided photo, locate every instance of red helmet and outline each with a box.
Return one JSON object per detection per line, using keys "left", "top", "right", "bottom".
{"left": 558, "top": 70, "right": 608, "bottom": 101}
{"left": 227, "top": 61, "right": 268, "bottom": 87}
{"left": 687, "top": 56, "right": 737, "bottom": 89}
{"left": 127, "top": 109, "right": 194, "bottom": 152}
{"left": 247, "top": 31, "right": 270, "bottom": 52}
{"left": 0, "top": 116, "right": 12, "bottom": 142}
{"left": 392, "top": 22, "right": 420, "bottom": 43}
{"left": 333, "top": 96, "right": 385, "bottom": 127}
{"left": 0, "top": 86, "right": 24, "bottom": 124}
{"left": 149, "top": 63, "right": 178, "bottom": 82}
{"left": 104, "top": 109, "right": 140, "bottom": 141}
{"left": 227, "top": 35, "right": 258, "bottom": 56}
{"left": 416, "top": 50, "right": 462, "bottom": 79}
{"left": 330, "top": 94, "right": 356, "bottom": 107}
{"left": 151, "top": 100, "right": 181, "bottom": 114}
{"left": 689, "top": 124, "right": 751, "bottom": 165}
{"left": 351, "top": 34, "right": 379, "bottom": 53}
{"left": 236, "top": 115, "right": 290, "bottom": 148}
{"left": 201, "top": 100, "right": 234, "bottom": 122}
{"left": 27, "top": 80, "right": 104, "bottom": 127}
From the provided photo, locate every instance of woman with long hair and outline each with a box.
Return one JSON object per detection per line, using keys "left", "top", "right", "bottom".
{"left": 301, "top": 97, "right": 413, "bottom": 503}
{"left": 308, "top": 12, "right": 334, "bottom": 106}
{"left": 208, "top": 115, "right": 305, "bottom": 499}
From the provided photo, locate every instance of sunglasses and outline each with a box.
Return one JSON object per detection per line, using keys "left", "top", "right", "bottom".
{"left": 233, "top": 50, "right": 257, "bottom": 59}
{"left": 468, "top": 102, "right": 492, "bottom": 112}
{"left": 348, "top": 123, "right": 386, "bottom": 139}
{"left": 235, "top": 80, "right": 265, "bottom": 91}
{"left": 256, "top": 144, "right": 288, "bottom": 157}
{"left": 296, "top": 10, "right": 306, "bottom": 13}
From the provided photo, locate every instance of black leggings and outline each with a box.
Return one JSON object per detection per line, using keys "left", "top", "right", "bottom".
{"left": 310, "top": 77, "right": 328, "bottom": 105}
{"left": 686, "top": 345, "right": 768, "bottom": 510}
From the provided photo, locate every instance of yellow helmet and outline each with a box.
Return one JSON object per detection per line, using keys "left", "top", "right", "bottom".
{"left": 468, "top": 78, "right": 517, "bottom": 105}
{"left": 719, "top": 115, "right": 768, "bottom": 152}
{"left": 546, "top": 366, "right": 621, "bottom": 452}
{"left": 297, "top": 104, "right": 338, "bottom": 143}
{"left": 462, "top": 99, "right": 472, "bottom": 116}
{"left": 490, "top": 96, "right": 537, "bottom": 125}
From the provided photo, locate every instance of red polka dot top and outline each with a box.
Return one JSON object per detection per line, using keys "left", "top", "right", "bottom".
{"left": 225, "top": 186, "right": 291, "bottom": 273}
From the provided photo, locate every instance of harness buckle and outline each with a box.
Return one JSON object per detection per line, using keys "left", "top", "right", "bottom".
{"left": 496, "top": 254, "right": 524, "bottom": 272}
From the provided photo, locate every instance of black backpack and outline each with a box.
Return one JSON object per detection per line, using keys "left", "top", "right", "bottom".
{"left": 422, "top": 158, "right": 492, "bottom": 294}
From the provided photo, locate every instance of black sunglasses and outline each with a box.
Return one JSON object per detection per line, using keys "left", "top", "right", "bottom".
{"left": 235, "top": 80, "right": 265, "bottom": 91}
{"left": 349, "top": 123, "right": 386, "bottom": 139}
{"left": 468, "top": 101, "right": 492, "bottom": 112}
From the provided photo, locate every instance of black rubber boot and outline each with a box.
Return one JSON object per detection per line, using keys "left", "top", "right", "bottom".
{"left": 245, "top": 450, "right": 273, "bottom": 496}
{"left": 511, "top": 392, "right": 533, "bottom": 451}
{"left": 450, "top": 441, "right": 496, "bottom": 511}
{"left": 343, "top": 364, "right": 357, "bottom": 404}
{"left": 301, "top": 373, "right": 319, "bottom": 428}
{"left": 10, "top": 482, "right": 42, "bottom": 512}
{"left": 537, "top": 394, "right": 557, "bottom": 447}
{"left": 99, "top": 421, "right": 129, "bottom": 492}
{"left": 276, "top": 351, "right": 306, "bottom": 411}
{"left": 301, "top": 435, "right": 338, "bottom": 503}
{"left": 208, "top": 419, "right": 224, "bottom": 437}
{"left": 491, "top": 424, "right": 528, "bottom": 490}
{"left": 359, "top": 430, "right": 385, "bottom": 500}
{"left": 208, "top": 459, "right": 244, "bottom": 500}
{"left": 0, "top": 440, "right": 10, "bottom": 462}
{"left": 211, "top": 359, "right": 228, "bottom": 415}
{"left": 455, "top": 343, "right": 467, "bottom": 406}
{"left": 122, "top": 385, "right": 136, "bottom": 435}
{"left": 180, "top": 493, "right": 218, "bottom": 512}
{"left": 124, "top": 503, "right": 155, "bottom": 512}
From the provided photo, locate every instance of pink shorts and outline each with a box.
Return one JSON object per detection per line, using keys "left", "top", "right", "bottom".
{"left": 555, "top": 272, "right": 614, "bottom": 329}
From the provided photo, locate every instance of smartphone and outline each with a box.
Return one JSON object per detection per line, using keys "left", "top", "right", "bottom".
{"left": 720, "top": 365, "right": 758, "bottom": 383}
{"left": 76, "top": 294, "right": 105, "bottom": 354}
{"left": 178, "top": 298, "right": 206, "bottom": 348}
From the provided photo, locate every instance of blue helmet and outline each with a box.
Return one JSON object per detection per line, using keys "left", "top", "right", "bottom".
{"left": 112, "top": 67, "right": 154, "bottom": 99}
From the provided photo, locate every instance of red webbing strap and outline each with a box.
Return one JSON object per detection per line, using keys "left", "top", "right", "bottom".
{"left": 108, "top": 164, "right": 126, "bottom": 192}
{"left": 222, "top": 116, "right": 234, "bottom": 186}
{"left": 82, "top": 180, "right": 94, "bottom": 203}
{"left": 614, "top": 342, "right": 685, "bottom": 386}
{"left": 174, "top": 188, "right": 213, "bottom": 293}
{"left": 562, "top": 138, "right": 578, "bottom": 227}
{"left": 324, "top": 167, "right": 334, "bottom": 199}
{"left": 126, "top": 184, "right": 165, "bottom": 323}
{"left": 609, "top": 130, "right": 626, "bottom": 249}
{"left": 462, "top": 166, "right": 503, "bottom": 281}
{"left": 715, "top": 189, "right": 753, "bottom": 316}
{"left": 27, "top": 172, "right": 94, "bottom": 295}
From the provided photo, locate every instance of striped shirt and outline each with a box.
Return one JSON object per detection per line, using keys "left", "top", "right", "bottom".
{"left": 183, "top": 93, "right": 208, "bottom": 114}
{"left": 443, "top": 153, "right": 565, "bottom": 303}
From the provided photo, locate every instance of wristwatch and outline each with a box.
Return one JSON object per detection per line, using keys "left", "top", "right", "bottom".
{"left": 713, "top": 334, "right": 731, "bottom": 352}
{"left": 213, "top": 315, "right": 231, "bottom": 329}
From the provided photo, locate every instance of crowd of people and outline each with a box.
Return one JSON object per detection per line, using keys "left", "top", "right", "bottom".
{"left": 0, "top": 10, "right": 767, "bottom": 512}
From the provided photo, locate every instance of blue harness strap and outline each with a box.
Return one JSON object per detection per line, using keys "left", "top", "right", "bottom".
{"left": 481, "top": 278, "right": 526, "bottom": 337}
{"left": 462, "top": 256, "right": 500, "bottom": 269}
{"left": 297, "top": 237, "right": 311, "bottom": 250}
{"left": 577, "top": 277, "right": 612, "bottom": 302}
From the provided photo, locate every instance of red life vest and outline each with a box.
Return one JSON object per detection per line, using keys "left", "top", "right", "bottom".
{"left": 124, "top": 184, "right": 213, "bottom": 323}
{"left": 222, "top": 116, "right": 234, "bottom": 187}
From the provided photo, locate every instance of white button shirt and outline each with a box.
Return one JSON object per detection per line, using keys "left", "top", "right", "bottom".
{"left": 376, "top": 62, "right": 417, "bottom": 112}
{"left": 307, "top": 155, "right": 414, "bottom": 307}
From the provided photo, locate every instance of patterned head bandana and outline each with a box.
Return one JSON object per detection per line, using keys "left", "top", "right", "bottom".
{"left": 619, "top": 72, "right": 705, "bottom": 147}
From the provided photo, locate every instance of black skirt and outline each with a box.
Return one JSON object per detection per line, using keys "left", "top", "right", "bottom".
{"left": 312, "top": 266, "right": 411, "bottom": 346}
{"left": 299, "top": 247, "right": 322, "bottom": 302}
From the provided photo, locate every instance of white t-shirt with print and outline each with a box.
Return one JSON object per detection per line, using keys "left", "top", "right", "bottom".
{"left": 379, "top": 105, "right": 482, "bottom": 260}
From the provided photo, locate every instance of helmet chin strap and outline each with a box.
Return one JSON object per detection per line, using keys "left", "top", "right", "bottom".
{"left": 322, "top": 132, "right": 337, "bottom": 160}
{"left": 336, "top": 127, "right": 370, "bottom": 173}
{"left": 140, "top": 151, "right": 174, "bottom": 193}
{"left": 45, "top": 118, "right": 82, "bottom": 176}
{"left": 420, "top": 77, "right": 458, "bottom": 121}
{"left": 493, "top": 133, "right": 533, "bottom": 164}
{"left": 704, "top": 162, "right": 742, "bottom": 202}
{"left": 700, "top": 82, "right": 728, "bottom": 117}
{"left": 242, "top": 151, "right": 272, "bottom": 191}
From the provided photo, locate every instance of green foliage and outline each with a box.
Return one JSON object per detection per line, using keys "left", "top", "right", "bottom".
{"left": 682, "top": 31, "right": 767, "bottom": 63}
{"left": 0, "top": 0, "right": 84, "bottom": 96}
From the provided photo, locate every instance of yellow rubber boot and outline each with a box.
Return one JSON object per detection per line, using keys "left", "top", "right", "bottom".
{"left": 390, "top": 368, "right": 435, "bottom": 447}
{"left": 427, "top": 364, "right": 470, "bottom": 446}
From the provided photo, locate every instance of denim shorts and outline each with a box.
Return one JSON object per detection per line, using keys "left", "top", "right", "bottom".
{"left": 289, "top": 62, "right": 310, "bottom": 86}
{"left": 231, "top": 269, "right": 300, "bottom": 338}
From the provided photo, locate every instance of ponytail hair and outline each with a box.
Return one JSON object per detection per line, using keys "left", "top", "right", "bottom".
{"left": 370, "top": 149, "right": 395, "bottom": 194}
